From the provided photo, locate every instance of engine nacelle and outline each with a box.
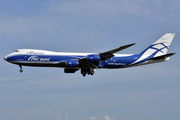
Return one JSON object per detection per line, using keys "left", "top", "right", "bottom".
{"left": 66, "top": 60, "right": 79, "bottom": 67}
{"left": 64, "top": 68, "right": 78, "bottom": 73}
{"left": 87, "top": 54, "right": 100, "bottom": 62}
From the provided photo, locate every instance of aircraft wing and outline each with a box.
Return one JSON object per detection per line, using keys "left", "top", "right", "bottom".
{"left": 79, "top": 60, "right": 99, "bottom": 69}
{"left": 52, "top": 61, "right": 67, "bottom": 67}
{"left": 53, "top": 43, "right": 136, "bottom": 69}
{"left": 79, "top": 43, "right": 136, "bottom": 68}
{"left": 99, "top": 43, "right": 136, "bottom": 60}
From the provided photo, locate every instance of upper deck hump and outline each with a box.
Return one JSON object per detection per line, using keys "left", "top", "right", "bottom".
{"left": 15, "top": 49, "right": 133, "bottom": 57}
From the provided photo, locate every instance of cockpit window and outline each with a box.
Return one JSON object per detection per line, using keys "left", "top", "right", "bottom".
{"left": 14, "top": 50, "right": 19, "bottom": 52}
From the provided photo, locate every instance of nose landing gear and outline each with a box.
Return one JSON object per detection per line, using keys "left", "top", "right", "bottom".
{"left": 19, "top": 65, "right": 23, "bottom": 73}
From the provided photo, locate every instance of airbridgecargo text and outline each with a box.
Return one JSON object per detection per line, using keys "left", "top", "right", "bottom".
{"left": 108, "top": 63, "right": 126, "bottom": 65}
{"left": 28, "top": 56, "right": 50, "bottom": 61}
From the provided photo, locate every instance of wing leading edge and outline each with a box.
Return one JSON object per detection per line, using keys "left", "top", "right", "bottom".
{"left": 99, "top": 43, "right": 136, "bottom": 60}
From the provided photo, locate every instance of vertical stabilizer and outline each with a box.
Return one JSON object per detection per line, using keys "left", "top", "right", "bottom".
{"left": 141, "top": 33, "right": 175, "bottom": 57}
{"left": 129, "top": 33, "right": 175, "bottom": 66}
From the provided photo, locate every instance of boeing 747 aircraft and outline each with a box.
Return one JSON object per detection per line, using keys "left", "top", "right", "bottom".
{"left": 4, "top": 33, "right": 175, "bottom": 77}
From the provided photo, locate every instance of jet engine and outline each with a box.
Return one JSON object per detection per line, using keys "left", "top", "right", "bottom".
{"left": 66, "top": 60, "right": 79, "bottom": 67}
{"left": 87, "top": 55, "right": 100, "bottom": 62}
{"left": 64, "top": 68, "right": 79, "bottom": 73}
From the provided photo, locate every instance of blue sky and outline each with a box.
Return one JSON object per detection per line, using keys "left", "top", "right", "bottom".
{"left": 0, "top": 0, "right": 180, "bottom": 120}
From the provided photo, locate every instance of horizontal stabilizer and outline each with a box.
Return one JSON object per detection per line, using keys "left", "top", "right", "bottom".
{"left": 148, "top": 53, "right": 176, "bottom": 60}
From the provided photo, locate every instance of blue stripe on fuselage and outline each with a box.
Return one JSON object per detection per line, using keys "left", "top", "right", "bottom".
{"left": 8, "top": 55, "right": 83, "bottom": 62}
{"left": 7, "top": 54, "right": 143, "bottom": 68}
{"left": 99, "top": 54, "right": 142, "bottom": 68}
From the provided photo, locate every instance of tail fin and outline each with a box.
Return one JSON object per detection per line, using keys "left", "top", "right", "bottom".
{"left": 141, "top": 33, "right": 175, "bottom": 58}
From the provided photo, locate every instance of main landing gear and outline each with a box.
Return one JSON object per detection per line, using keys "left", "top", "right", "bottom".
{"left": 81, "top": 68, "right": 94, "bottom": 77}
{"left": 19, "top": 65, "right": 23, "bottom": 73}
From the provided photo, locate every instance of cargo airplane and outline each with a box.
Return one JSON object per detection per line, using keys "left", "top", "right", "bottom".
{"left": 4, "top": 33, "right": 175, "bottom": 77}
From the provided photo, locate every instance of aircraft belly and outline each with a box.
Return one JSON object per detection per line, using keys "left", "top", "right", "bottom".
{"left": 9, "top": 60, "right": 62, "bottom": 67}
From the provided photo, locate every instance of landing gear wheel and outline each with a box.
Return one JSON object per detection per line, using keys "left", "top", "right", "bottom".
{"left": 19, "top": 69, "right": 23, "bottom": 73}
{"left": 83, "top": 73, "right": 86, "bottom": 77}
{"left": 90, "top": 70, "right": 94, "bottom": 75}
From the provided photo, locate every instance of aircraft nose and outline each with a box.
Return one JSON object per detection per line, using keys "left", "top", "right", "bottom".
{"left": 4, "top": 56, "right": 7, "bottom": 61}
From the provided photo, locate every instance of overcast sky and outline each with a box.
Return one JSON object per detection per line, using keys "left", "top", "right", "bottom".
{"left": 0, "top": 0, "right": 180, "bottom": 120}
